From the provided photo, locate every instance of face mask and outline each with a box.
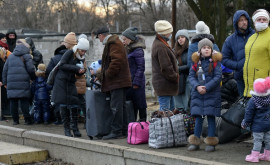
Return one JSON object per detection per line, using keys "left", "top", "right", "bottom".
{"left": 255, "top": 22, "right": 269, "bottom": 31}
{"left": 168, "top": 34, "right": 172, "bottom": 40}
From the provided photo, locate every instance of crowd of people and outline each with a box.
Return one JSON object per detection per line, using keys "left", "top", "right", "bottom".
{"left": 0, "top": 8, "right": 269, "bottom": 163}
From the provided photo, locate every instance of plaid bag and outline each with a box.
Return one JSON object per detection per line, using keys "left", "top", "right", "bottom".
{"left": 177, "top": 108, "right": 195, "bottom": 136}
{"left": 149, "top": 111, "right": 187, "bottom": 149}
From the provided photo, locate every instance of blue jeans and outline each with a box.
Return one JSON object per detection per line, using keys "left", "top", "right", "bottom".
{"left": 158, "top": 96, "right": 175, "bottom": 111}
{"left": 194, "top": 116, "right": 216, "bottom": 138}
{"left": 253, "top": 131, "right": 270, "bottom": 151}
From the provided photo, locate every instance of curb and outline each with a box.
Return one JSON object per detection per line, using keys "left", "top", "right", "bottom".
{"left": 0, "top": 125, "right": 229, "bottom": 165}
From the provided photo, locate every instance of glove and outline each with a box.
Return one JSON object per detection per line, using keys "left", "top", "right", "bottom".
{"left": 241, "top": 119, "right": 251, "bottom": 129}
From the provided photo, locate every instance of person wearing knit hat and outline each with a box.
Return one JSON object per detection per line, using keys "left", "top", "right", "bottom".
{"left": 16, "top": 39, "right": 30, "bottom": 49}
{"left": 0, "top": 33, "right": 6, "bottom": 43}
{"left": 187, "top": 21, "right": 220, "bottom": 68}
{"left": 52, "top": 34, "right": 87, "bottom": 138}
{"left": 221, "top": 10, "right": 254, "bottom": 97}
{"left": 78, "top": 34, "right": 87, "bottom": 40}
{"left": 2, "top": 34, "right": 35, "bottom": 125}
{"left": 122, "top": 27, "right": 138, "bottom": 41}
{"left": 241, "top": 77, "right": 270, "bottom": 162}
{"left": 121, "top": 26, "right": 147, "bottom": 121}
{"left": 188, "top": 36, "right": 222, "bottom": 152}
{"left": 243, "top": 9, "right": 270, "bottom": 97}
{"left": 195, "top": 21, "right": 210, "bottom": 34}
{"left": 173, "top": 29, "right": 190, "bottom": 111}
{"left": 64, "top": 32, "right": 77, "bottom": 49}
{"left": 198, "top": 38, "right": 213, "bottom": 51}
{"left": 0, "top": 32, "right": 9, "bottom": 51}
{"left": 151, "top": 20, "right": 178, "bottom": 111}
{"left": 32, "top": 63, "right": 52, "bottom": 124}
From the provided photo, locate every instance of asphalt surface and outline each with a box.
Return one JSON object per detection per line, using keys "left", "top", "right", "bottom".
{"left": 0, "top": 116, "right": 269, "bottom": 165}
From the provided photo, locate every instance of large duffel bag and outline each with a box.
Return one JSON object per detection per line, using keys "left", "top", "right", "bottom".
{"left": 127, "top": 121, "right": 150, "bottom": 145}
{"left": 202, "top": 109, "right": 241, "bottom": 144}
{"left": 149, "top": 111, "right": 187, "bottom": 149}
{"left": 85, "top": 90, "right": 112, "bottom": 139}
{"left": 221, "top": 97, "right": 249, "bottom": 128}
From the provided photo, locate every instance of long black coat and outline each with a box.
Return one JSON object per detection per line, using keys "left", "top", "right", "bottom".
{"left": 51, "top": 49, "right": 82, "bottom": 105}
{"left": 45, "top": 45, "right": 67, "bottom": 77}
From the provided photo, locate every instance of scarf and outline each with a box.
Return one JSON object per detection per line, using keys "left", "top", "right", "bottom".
{"left": 252, "top": 95, "right": 270, "bottom": 108}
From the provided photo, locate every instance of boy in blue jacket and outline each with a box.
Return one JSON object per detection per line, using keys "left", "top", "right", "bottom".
{"left": 31, "top": 64, "right": 52, "bottom": 124}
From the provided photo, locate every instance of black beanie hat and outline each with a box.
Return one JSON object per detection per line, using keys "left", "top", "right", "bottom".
{"left": 0, "top": 33, "right": 5, "bottom": 40}
{"left": 122, "top": 27, "right": 138, "bottom": 41}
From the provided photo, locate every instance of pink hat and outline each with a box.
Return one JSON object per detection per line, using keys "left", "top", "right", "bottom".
{"left": 251, "top": 77, "right": 270, "bottom": 96}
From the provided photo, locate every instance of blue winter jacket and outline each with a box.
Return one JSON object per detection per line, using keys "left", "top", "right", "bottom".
{"left": 31, "top": 76, "right": 52, "bottom": 100}
{"left": 243, "top": 97, "right": 270, "bottom": 133}
{"left": 221, "top": 10, "right": 254, "bottom": 81}
{"left": 189, "top": 52, "right": 222, "bottom": 117}
{"left": 187, "top": 34, "right": 220, "bottom": 68}
{"left": 2, "top": 44, "right": 35, "bottom": 99}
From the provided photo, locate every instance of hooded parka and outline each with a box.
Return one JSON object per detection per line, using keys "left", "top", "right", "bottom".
{"left": 222, "top": 10, "right": 254, "bottom": 81}
{"left": 189, "top": 52, "right": 222, "bottom": 117}
{"left": 2, "top": 44, "right": 35, "bottom": 98}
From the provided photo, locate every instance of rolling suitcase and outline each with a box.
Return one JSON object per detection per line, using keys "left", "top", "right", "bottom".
{"left": 85, "top": 90, "right": 112, "bottom": 139}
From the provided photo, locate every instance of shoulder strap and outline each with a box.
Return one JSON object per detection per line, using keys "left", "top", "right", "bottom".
{"left": 213, "top": 62, "right": 217, "bottom": 69}
{"left": 192, "top": 63, "right": 197, "bottom": 72}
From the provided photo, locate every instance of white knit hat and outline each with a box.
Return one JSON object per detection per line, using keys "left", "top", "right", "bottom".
{"left": 252, "top": 9, "right": 270, "bottom": 22}
{"left": 195, "top": 21, "right": 210, "bottom": 34}
{"left": 77, "top": 38, "right": 89, "bottom": 51}
{"left": 154, "top": 20, "right": 173, "bottom": 35}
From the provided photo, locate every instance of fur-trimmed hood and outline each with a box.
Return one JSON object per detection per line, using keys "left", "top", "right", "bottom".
{"left": 127, "top": 36, "right": 146, "bottom": 53}
{"left": 191, "top": 34, "right": 215, "bottom": 44}
{"left": 191, "top": 51, "right": 222, "bottom": 64}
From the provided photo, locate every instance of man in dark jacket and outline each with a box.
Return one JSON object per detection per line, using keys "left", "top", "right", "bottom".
{"left": 25, "top": 37, "right": 43, "bottom": 69}
{"left": 221, "top": 10, "right": 254, "bottom": 96}
{"left": 2, "top": 39, "right": 35, "bottom": 125}
{"left": 97, "top": 26, "right": 132, "bottom": 140}
{"left": 5, "top": 29, "right": 17, "bottom": 52}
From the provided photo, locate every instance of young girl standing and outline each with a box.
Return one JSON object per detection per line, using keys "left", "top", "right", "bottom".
{"left": 241, "top": 77, "right": 270, "bottom": 162}
{"left": 187, "top": 38, "right": 222, "bottom": 152}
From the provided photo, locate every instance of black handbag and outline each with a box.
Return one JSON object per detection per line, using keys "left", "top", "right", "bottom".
{"left": 47, "top": 61, "right": 60, "bottom": 85}
{"left": 221, "top": 97, "right": 250, "bottom": 128}
{"left": 203, "top": 109, "right": 241, "bottom": 143}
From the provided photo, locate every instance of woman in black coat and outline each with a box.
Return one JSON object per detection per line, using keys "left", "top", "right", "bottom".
{"left": 51, "top": 36, "right": 89, "bottom": 137}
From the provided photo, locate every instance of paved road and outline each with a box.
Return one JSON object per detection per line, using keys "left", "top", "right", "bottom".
{"left": 0, "top": 118, "right": 268, "bottom": 165}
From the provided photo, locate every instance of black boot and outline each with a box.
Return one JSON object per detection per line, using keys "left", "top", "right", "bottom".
{"left": 70, "top": 108, "right": 81, "bottom": 137}
{"left": 60, "top": 107, "right": 73, "bottom": 137}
